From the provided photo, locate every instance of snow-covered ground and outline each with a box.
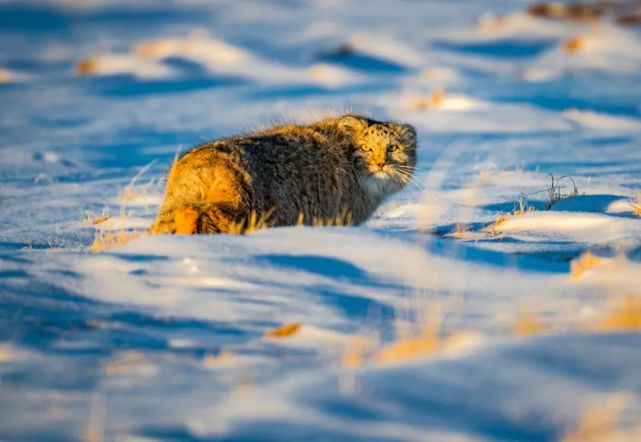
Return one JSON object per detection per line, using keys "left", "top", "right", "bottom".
{"left": 1, "top": 0, "right": 641, "bottom": 440}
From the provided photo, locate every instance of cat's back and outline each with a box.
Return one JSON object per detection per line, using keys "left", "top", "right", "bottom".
{"left": 152, "top": 114, "right": 416, "bottom": 234}
{"left": 190, "top": 122, "right": 350, "bottom": 183}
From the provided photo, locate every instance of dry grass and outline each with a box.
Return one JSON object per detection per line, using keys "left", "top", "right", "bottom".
{"left": 375, "top": 324, "right": 441, "bottom": 364}
{"left": 0, "top": 68, "right": 12, "bottom": 84}
{"left": 75, "top": 58, "right": 100, "bottom": 75}
{"left": 312, "top": 211, "right": 354, "bottom": 227}
{"left": 632, "top": 194, "right": 641, "bottom": 217}
{"left": 570, "top": 251, "right": 604, "bottom": 279}
{"left": 528, "top": 2, "right": 569, "bottom": 20}
{"left": 135, "top": 40, "right": 170, "bottom": 59}
{"left": 341, "top": 337, "right": 375, "bottom": 370}
{"left": 563, "top": 36, "right": 587, "bottom": 54}
{"left": 85, "top": 211, "right": 110, "bottom": 226}
{"left": 486, "top": 197, "right": 533, "bottom": 235}
{"left": 265, "top": 322, "right": 302, "bottom": 339}
{"left": 341, "top": 322, "right": 443, "bottom": 369}
{"left": 341, "top": 308, "right": 469, "bottom": 368}
{"left": 89, "top": 161, "right": 157, "bottom": 250}
{"left": 476, "top": 13, "right": 509, "bottom": 34}
{"left": 83, "top": 393, "right": 105, "bottom": 442}
{"left": 90, "top": 230, "right": 142, "bottom": 253}
{"left": 176, "top": 207, "right": 355, "bottom": 236}
{"left": 103, "top": 351, "right": 155, "bottom": 376}
{"left": 545, "top": 174, "right": 579, "bottom": 210}
{"left": 477, "top": 170, "right": 494, "bottom": 185}
{"left": 454, "top": 223, "right": 469, "bottom": 235}
{"left": 348, "top": 328, "right": 478, "bottom": 367}
{"left": 202, "top": 350, "right": 233, "bottom": 369}
{"left": 121, "top": 188, "right": 138, "bottom": 202}
{"left": 295, "top": 209, "right": 355, "bottom": 228}
{"left": 527, "top": 2, "right": 604, "bottom": 21}
{"left": 512, "top": 311, "right": 550, "bottom": 336}
{"left": 528, "top": 1, "right": 641, "bottom": 28}
{"left": 228, "top": 208, "right": 276, "bottom": 234}
{"left": 596, "top": 296, "right": 641, "bottom": 332}
{"left": 562, "top": 406, "right": 619, "bottom": 442}
{"left": 422, "top": 68, "right": 444, "bottom": 81}
{"left": 561, "top": 392, "right": 639, "bottom": 442}
{"left": 413, "top": 87, "right": 445, "bottom": 110}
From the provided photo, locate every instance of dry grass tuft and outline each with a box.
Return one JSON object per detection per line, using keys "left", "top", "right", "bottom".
{"left": 202, "top": 350, "right": 233, "bottom": 369}
{"left": 513, "top": 311, "right": 550, "bottom": 336}
{"left": 228, "top": 208, "right": 276, "bottom": 235}
{"left": 476, "top": 13, "right": 509, "bottom": 34}
{"left": 341, "top": 337, "right": 375, "bottom": 370}
{"left": 454, "top": 223, "right": 469, "bottom": 235}
{"left": 570, "top": 251, "right": 604, "bottom": 280}
{"left": 296, "top": 209, "right": 354, "bottom": 228}
{"left": 528, "top": 2, "right": 604, "bottom": 21}
{"left": 90, "top": 230, "right": 142, "bottom": 253}
{"left": 597, "top": 296, "right": 641, "bottom": 332}
{"left": 103, "top": 351, "right": 155, "bottom": 376}
{"left": 85, "top": 212, "right": 110, "bottom": 226}
{"left": 486, "top": 197, "right": 533, "bottom": 235}
{"left": 375, "top": 324, "right": 441, "bottom": 364}
{"left": 121, "top": 188, "right": 138, "bottom": 202}
{"left": 528, "top": 2, "right": 569, "bottom": 20}
{"left": 313, "top": 211, "right": 354, "bottom": 227}
{"left": 135, "top": 41, "right": 168, "bottom": 59}
{"left": 563, "top": 36, "right": 587, "bottom": 54}
{"left": 0, "top": 68, "right": 12, "bottom": 84}
{"left": 528, "top": 1, "right": 641, "bottom": 27}
{"left": 632, "top": 194, "right": 641, "bottom": 217}
{"left": 341, "top": 324, "right": 444, "bottom": 369}
{"left": 561, "top": 392, "right": 638, "bottom": 442}
{"left": 545, "top": 174, "right": 579, "bottom": 210}
{"left": 83, "top": 393, "right": 105, "bottom": 442}
{"left": 266, "top": 322, "right": 302, "bottom": 339}
{"left": 562, "top": 407, "right": 619, "bottom": 442}
{"left": 342, "top": 310, "right": 470, "bottom": 368}
{"left": 75, "top": 58, "right": 100, "bottom": 75}
{"left": 414, "top": 87, "right": 445, "bottom": 110}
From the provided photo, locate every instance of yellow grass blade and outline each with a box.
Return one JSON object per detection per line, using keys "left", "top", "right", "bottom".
{"left": 266, "top": 322, "right": 302, "bottom": 339}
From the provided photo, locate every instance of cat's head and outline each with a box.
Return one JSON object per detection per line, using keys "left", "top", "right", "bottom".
{"left": 338, "top": 115, "right": 417, "bottom": 195}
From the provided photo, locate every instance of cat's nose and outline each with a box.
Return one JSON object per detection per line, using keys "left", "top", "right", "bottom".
{"left": 376, "top": 162, "right": 385, "bottom": 169}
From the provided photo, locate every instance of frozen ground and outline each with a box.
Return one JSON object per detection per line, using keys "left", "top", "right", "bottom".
{"left": 1, "top": 0, "right": 641, "bottom": 440}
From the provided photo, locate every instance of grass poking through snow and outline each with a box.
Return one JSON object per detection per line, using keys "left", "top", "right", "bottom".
{"left": 632, "top": 194, "right": 641, "bottom": 217}
{"left": 545, "top": 174, "right": 579, "bottom": 210}
{"left": 486, "top": 196, "right": 534, "bottom": 236}
{"left": 570, "top": 251, "right": 605, "bottom": 280}
{"left": 512, "top": 311, "right": 550, "bottom": 336}
{"left": 265, "top": 323, "right": 302, "bottom": 339}
{"left": 597, "top": 296, "right": 641, "bottom": 332}
{"left": 90, "top": 230, "right": 143, "bottom": 253}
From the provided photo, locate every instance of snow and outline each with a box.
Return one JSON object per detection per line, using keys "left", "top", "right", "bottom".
{"left": 1, "top": 0, "right": 641, "bottom": 440}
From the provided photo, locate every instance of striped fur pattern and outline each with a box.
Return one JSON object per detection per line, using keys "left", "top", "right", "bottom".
{"left": 151, "top": 114, "right": 417, "bottom": 234}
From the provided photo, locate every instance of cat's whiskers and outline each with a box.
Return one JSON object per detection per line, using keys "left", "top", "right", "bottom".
{"left": 394, "top": 164, "right": 422, "bottom": 174}
{"left": 389, "top": 167, "right": 423, "bottom": 190}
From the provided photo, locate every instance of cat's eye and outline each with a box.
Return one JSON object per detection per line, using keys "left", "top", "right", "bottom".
{"left": 387, "top": 144, "right": 399, "bottom": 152}
{"left": 361, "top": 145, "right": 372, "bottom": 152}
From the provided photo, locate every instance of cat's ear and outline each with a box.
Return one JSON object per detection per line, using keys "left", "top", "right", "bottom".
{"left": 399, "top": 123, "right": 417, "bottom": 147}
{"left": 338, "top": 115, "right": 367, "bottom": 136}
